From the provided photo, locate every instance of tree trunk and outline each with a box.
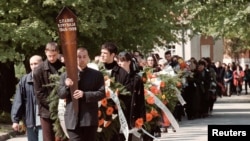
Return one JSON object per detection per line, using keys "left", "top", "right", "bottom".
{"left": 0, "top": 61, "right": 17, "bottom": 113}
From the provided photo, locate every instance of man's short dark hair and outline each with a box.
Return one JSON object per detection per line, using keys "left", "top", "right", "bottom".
{"left": 198, "top": 60, "right": 206, "bottom": 66}
{"left": 164, "top": 50, "right": 171, "bottom": 56}
{"left": 134, "top": 50, "right": 144, "bottom": 58}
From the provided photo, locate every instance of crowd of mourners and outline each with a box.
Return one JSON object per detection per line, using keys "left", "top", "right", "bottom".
{"left": 11, "top": 41, "right": 250, "bottom": 141}
{"left": 130, "top": 50, "right": 250, "bottom": 122}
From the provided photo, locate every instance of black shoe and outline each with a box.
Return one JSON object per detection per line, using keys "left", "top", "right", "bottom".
{"left": 160, "top": 127, "right": 168, "bottom": 133}
{"left": 188, "top": 117, "right": 194, "bottom": 120}
{"left": 154, "top": 132, "right": 161, "bottom": 137}
{"left": 172, "top": 128, "right": 176, "bottom": 132}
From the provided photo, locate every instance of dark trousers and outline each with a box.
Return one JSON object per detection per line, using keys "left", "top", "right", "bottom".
{"left": 27, "top": 127, "right": 38, "bottom": 141}
{"left": 110, "top": 133, "right": 122, "bottom": 141}
{"left": 245, "top": 80, "right": 250, "bottom": 93}
{"left": 236, "top": 84, "right": 242, "bottom": 94}
{"left": 67, "top": 126, "right": 97, "bottom": 141}
{"left": 231, "top": 82, "right": 236, "bottom": 94}
{"left": 110, "top": 132, "right": 151, "bottom": 141}
{"left": 40, "top": 117, "right": 55, "bottom": 141}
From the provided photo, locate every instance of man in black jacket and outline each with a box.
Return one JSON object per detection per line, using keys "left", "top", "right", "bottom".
{"left": 57, "top": 47, "right": 105, "bottom": 141}
{"left": 33, "top": 42, "right": 64, "bottom": 141}
{"left": 100, "top": 42, "right": 130, "bottom": 141}
{"left": 100, "top": 42, "right": 129, "bottom": 86}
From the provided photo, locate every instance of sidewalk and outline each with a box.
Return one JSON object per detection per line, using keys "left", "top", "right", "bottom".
{"left": 0, "top": 123, "right": 26, "bottom": 141}
{"left": 0, "top": 124, "right": 19, "bottom": 141}
{"left": 216, "top": 93, "right": 250, "bottom": 103}
{"left": 154, "top": 94, "right": 250, "bottom": 141}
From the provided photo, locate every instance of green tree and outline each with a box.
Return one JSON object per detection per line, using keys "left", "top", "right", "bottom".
{"left": 3, "top": 0, "right": 250, "bottom": 130}
{"left": 1, "top": 0, "right": 186, "bottom": 62}
{"left": 183, "top": 0, "right": 250, "bottom": 49}
{"left": 0, "top": 0, "right": 187, "bottom": 113}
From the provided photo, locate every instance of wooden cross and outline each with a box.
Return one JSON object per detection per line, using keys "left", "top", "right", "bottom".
{"left": 56, "top": 6, "right": 78, "bottom": 115}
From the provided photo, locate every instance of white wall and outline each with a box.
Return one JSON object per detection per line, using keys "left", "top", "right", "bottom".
{"left": 213, "top": 39, "right": 224, "bottom": 62}
{"left": 153, "top": 32, "right": 223, "bottom": 63}
{"left": 190, "top": 34, "right": 201, "bottom": 60}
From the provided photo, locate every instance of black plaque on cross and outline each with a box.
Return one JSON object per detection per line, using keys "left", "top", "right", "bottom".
{"left": 56, "top": 7, "right": 78, "bottom": 115}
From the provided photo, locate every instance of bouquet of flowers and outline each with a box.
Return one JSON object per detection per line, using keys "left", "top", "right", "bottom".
{"left": 47, "top": 64, "right": 183, "bottom": 140}
{"left": 96, "top": 75, "right": 131, "bottom": 141}
{"left": 142, "top": 67, "right": 180, "bottom": 134}
{"left": 176, "top": 58, "right": 194, "bottom": 88}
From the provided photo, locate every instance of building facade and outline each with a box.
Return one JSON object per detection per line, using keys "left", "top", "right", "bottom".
{"left": 153, "top": 30, "right": 224, "bottom": 63}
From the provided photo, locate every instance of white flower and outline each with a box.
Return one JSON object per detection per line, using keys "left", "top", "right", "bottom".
{"left": 152, "top": 77, "right": 162, "bottom": 89}
{"left": 112, "top": 114, "right": 118, "bottom": 119}
{"left": 98, "top": 101, "right": 102, "bottom": 107}
{"left": 159, "top": 65, "right": 176, "bottom": 76}
{"left": 97, "top": 127, "right": 103, "bottom": 132}
{"left": 105, "top": 79, "right": 111, "bottom": 87}
{"left": 87, "top": 63, "right": 99, "bottom": 70}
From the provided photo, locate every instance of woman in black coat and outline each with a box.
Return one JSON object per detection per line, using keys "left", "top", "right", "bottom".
{"left": 117, "top": 51, "right": 146, "bottom": 141}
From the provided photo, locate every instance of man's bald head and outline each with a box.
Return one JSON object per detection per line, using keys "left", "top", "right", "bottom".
{"left": 30, "top": 55, "right": 43, "bottom": 71}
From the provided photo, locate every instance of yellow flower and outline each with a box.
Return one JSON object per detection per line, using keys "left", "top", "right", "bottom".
{"left": 161, "top": 94, "right": 166, "bottom": 100}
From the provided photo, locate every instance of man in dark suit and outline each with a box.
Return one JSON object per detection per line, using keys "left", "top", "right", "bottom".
{"left": 57, "top": 47, "right": 105, "bottom": 141}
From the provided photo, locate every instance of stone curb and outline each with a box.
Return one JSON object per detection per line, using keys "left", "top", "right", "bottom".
{"left": 0, "top": 131, "right": 16, "bottom": 141}
{"left": 216, "top": 95, "right": 250, "bottom": 103}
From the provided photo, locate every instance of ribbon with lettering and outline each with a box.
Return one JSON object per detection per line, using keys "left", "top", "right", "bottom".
{"left": 107, "top": 87, "right": 129, "bottom": 141}
{"left": 146, "top": 90, "right": 180, "bottom": 132}
{"left": 128, "top": 89, "right": 180, "bottom": 140}
{"left": 58, "top": 99, "right": 69, "bottom": 138}
{"left": 174, "top": 86, "right": 186, "bottom": 106}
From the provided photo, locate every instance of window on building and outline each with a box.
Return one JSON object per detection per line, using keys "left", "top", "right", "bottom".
{"left": 165, "top": 45, "right": 176, "bottom": 55}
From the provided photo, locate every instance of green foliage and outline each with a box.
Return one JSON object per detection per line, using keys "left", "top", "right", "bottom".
{"left": 0, "top": 48, "right": 25, "bottom": 62}
{"left": 184, "top": 0, "right": 250, "bottom": 49}
{"left": 1, "top": 0, "right": 250, "bottom": 62}
{"left": 0, "top": 110, "right": 12, "bottom": 124}
{"left": 14, "top": 62, "right": 26, "bottom": 79}
{"left": 158, "top": 74, "right": 180, "bottom": 112}
{"left": 0, "top": 0, "right": 187, "bottom": 63}
{"left": 96, "top": 116, "right": 120, "bottom": 141}
{"left": 46, "top": 71, "right": 67, "bottom": 140}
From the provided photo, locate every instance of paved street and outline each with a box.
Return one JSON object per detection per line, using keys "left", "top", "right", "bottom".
{"left": 155, "top": 94, "right": 250, "bottom": 141}
{"left": 5, "top": 94, "right": 250, "bottom": 141}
